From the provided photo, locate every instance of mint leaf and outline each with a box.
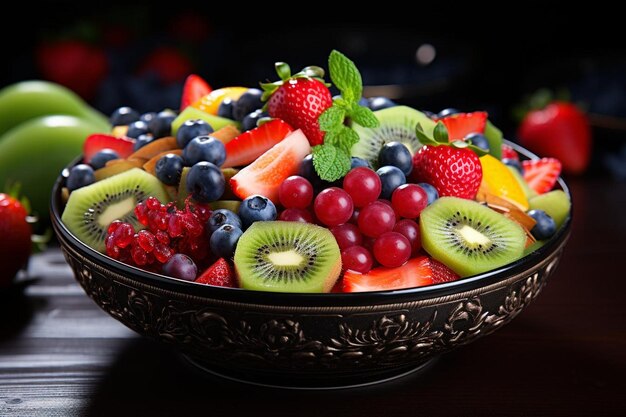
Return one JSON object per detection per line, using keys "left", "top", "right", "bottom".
{"left": 336, "top": 126, "right": 360, "bottom": 152}
{"left": 328, "top": 50, "right": 362, "bottom": 103}
{"left": 319, "top": 106, "right": 346, "bottom": 132}
{"left": 350, "top": 104, "right": 379, "bottom": 128}
{"left": 433, "top": 121, "right": 449, "bottom": 143}
{"left": 312, "top": 144, "right": 351, "bottom": 182}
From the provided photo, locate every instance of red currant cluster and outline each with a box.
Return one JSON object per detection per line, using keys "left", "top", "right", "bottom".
{"left": 105, "top": 197, "right": 212, "bottom": 271}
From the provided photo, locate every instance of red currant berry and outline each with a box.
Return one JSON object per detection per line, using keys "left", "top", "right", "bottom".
{"left": 373, "top": 232, "right": 411, "bottom": 268}
{"left": 391, "top": 184, "right": 428, "bottom": 218}
{"left": 341, "top": 245, "right": 374, "bottom": 274}
{"left": 279, "top": 208, "right": 314, "bottom": 223}
{"left": 279, "top": 176, "right": 314, "bottom": 209}
{"left": 313, "top": 187, "right": 354, "bottom": 227}
{"left": 331, "top": 223, "right": 362, "bottom": 251}
{"left": 350, "top": 208, "right": 360, "bottom": 225}
{"left": 358, "top": 201, "right": 396, "bottom": 238}
{"left": 377, "top": 199, "right": 400, "bottom": 222}
{"left": 342, "top": 167, "right": 381, "bottom": 208}
{"left": 393, "top": 219, "right": 422, "bottom": 256}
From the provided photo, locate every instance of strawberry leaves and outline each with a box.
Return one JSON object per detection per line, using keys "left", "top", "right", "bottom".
{"left": 415, "top": 122, "right": 488, "bottom": 156}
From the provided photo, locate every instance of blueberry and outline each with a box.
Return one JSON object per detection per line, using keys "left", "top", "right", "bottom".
{"left": 207, "top": 209, "right": 242, "bottom": 234}
{"left": 140, "top": 112, "right": 157, "bottom": 124}
{"left": 528, "top": 209, "right": 557, "bottom": 240}
{"left": 148, "top": 110, "right": 177, "bottom": 138}
{"left": 437, "top": 108, "right": 460, "bottom": 118}
{"left": 217, "top": 98, "right": 235, "bottom": 119}
{"left": 422, "top": 110, "right": 437, "bottom": 119}
{"left": 162, "top": 254, "right": 197, "bottom": 281}
{"left": 378, "top": 142, "right": 413, "bottom": 175}
{"left": 176, "top": 119, "right": 214, "bottom": 149}
{"left": 183, "top": 135, "right": 226, "bottom": 167}
{"left": 186, "top": 162, "right": 225, "bottom": 203}
{"left": 241, "top": 109, "right": 268, "bottom": 132}
{"left": 210, "top": 224, "right": 243, "bottom": 259}
{"left": 376, "top": 166, "right": 406, "bottom": 200}
{"left": 110, "top": 107, "right": 140, "bottom": 126}
{"left": 417, "top": 182, "right": 439, "bottom": 205}
{"left": 298, "top": 154, "right": 324, "bottom": 189}
{"left": 126, "top": 120, "right": 150, "bottom": 139}
{"left": 368, "top": 97, "right": 396, "bottom": 111}
{"left": 133, "top": 134, "right": 154, "bottom": 151}
{"left": 67, "top": 164, "right": 95, "bottom": 191}
{"left": 238, "top": 195, "right": 277, "bottom": 229}
{"left": 232, "top": 89, "right": 263, "bottom": 122}
{"left": 90, "top": 149, "right": 120, "bottom": 170}
{"left": 502, "top": 158, "right": 523, "bottom": 174}
{"left": 464, "top": 133, "right": 490, "bottom": 151}
{"left": 155, "top": 154, "right": 184, "bottom": 186}
{"left": 350, "top": 157, "right": 371, "bottom": 169}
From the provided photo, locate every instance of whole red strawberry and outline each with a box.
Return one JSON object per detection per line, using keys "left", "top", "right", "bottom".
{"left": 262, "top": 63, "right": 332, "bottom": 146}
{"left": 0, "top": 193, "right": 32, "bottom": 287}
{"left": 518, "top": 102, "right": 591, "bottom": 174}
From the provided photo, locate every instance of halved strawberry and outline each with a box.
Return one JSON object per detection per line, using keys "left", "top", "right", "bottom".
{"left": 196, "top": 258, "right": 236, "bottom": 287}
{"left": 180, "top": 74, "right": 212, "bottom": 111}
{"left": 501, "top": 144, "right": 520, "bottom": 161}
{"left": 437, "top": 112, "right": 488, "bottom": 141}
{"left": 229, "top": 130, "right": 311, "bottom": 203}
{"left": 522, "top": 158, "right": 562, "bottom": 194}
{"left": 222, "top": 119, "right": 292, "bottom": 168}
{"left": 342, "top": 256, "right": 459, "bottom": 293}
{"left": 83, "top": 134, "right": 135, "bottom": 163}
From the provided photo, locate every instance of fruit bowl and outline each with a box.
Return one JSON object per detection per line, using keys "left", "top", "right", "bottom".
{"left": 50, "top": 142, "right": 571, "bottom": 389}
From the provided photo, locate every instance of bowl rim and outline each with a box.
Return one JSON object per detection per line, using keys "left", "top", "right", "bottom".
{"left": 51, "top": 140, "right": 572, "bottom": 306}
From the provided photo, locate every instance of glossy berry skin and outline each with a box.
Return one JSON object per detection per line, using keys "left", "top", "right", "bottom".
{"left": 238, "top": 195, "right": 277, "bottom": 229}
{"left": 341, "top": 245, "right": 374, "bottom": 274}
{"left": 379, "top": 142, "right": 413, "bottom": 176}
{"left": 207, "top": 209, "right": 242, "bottom": 234}
{"left": 343, "top": 167, "right": 381, "bottom": 208}
{"left": 186, "top": 162, "right": 225, "bottom": 203}
{"left": 90, "top": 149, "right": 119, "bottom": 169}
{"left": 176, "top": 119, "right": 214, "bottom": 149}
{"left": 528, "top": 209, "right": 557, "bottom": 240}
{"left": 437, "top": 108, "right": 460, "bottom": 118}
{"left": 241, "top": 109, "right": 268, "bottom": 132}
{"left": 368, "top": 97, "right": 396, "bottom": 111}
{"left": 125, "top": 120, "right": 150, "bottom": 139}
{"left": 183, "top": 135, "right": 226, "bottom": 167}
{"left": 350, "top": 157, "right": 371, "bottom": 169}
{"left": 0, "top": 193, "right": 31, "bottom": 286}
{"left": 155, "top": 154, "right": 184, "bottom": 186}
{"left": 358, "top": 201, "right": 396, "bottom": 238}
{"left": 464, "top": 132, "right": 490, "bottom": 151}
{"left": 411, "top": 145, "right": 482, "bottom": 200}
{"left": 217, "top": 98, "right": 234, "bottom": 119}
{"left": 278, "top": 208, "right": 313, "bottom": 223}
{"left": 373, "top": 232, "right": 411, "bottom": 268}
{"left": 393, "top": 219, "right": 421, "bottom": 256}
{"left": 67, "top": 164, "right": 95, "bottom": 191}
{"left": 376, "top": 166, "right": 407, "bottom": 200}
{"left": 162, "top": 253, "right": 197, "bottom": 281}
{"left": 232, "top": 89, "right": 263, "bottom": 122}
{"left": 140, "top": 112, "right": 157, "bottom": 124}
{"left": 331, "top": 223, "right": 362, "bottom": 251}
{"left": 148, "top": 110, "right": 176, "bottom": 138}
{"left": 110, "top": 107, "right": 140, "bottom": 126}
{"left": 133, "top": 134, "right": 154, "bottom": 151}
{"left": 279, "top": 176, "right": 314, "bottom": 209}
{"left": 417, "top": 182, "right": 439, "bottom": 205}
{"left": 298, "top": 154, "right": 325, "bottom": 190}
{"left": 210, "top": 224, "right": 243, "bottom": 259}
{"left": 313, "top": 187, "right": 354, "bottom": 227}
{"left": 391, "top": 184, "right": 428, "bottom": 218}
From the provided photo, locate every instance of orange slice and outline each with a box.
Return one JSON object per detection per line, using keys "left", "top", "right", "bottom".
{"left": 479, "top": 155, "right": 529, "bottom": 210}
{"left": 191, "top": 87, "right": 248, "bottom": 115}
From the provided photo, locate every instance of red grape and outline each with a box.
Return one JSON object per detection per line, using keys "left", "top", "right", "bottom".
{"left": 342, "top": 167, "right": 381, "bottom": 208}
{"left": 341, "top": 246, "right": 374, "bottom": 273}
{"left": 331, "top": 223, "right": 362, "bottom": 251}
{"left": 313, "top": 187, "right": 354, "bottom": 227}
{"left": 393, "top": 219, "right": 421, "bottom": 256}
{"left": 373, "top": 232, "right": 410, "bottom": 267}
{"left": 279, "top": 175, "right": 314, "bottom": 209}
{"left": 391, "top": 184, "right": 428, "bottom": 218}
{"left": 358, "top": 201, "right": 396, "bottom": 238}
{"left": 279, "top": 208, "right": 314, "bottom": 223}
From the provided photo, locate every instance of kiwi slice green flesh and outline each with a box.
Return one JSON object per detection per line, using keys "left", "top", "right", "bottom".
{"left": 529, "top": 190, "right": 570, "bottom": 229}
{"left": 62, "top": 168, "right": 169, "bottom": 253}
{"left": 234, "top": 221, "right": 341, "bottom": 293}
{"left": 351, "top": 106, "right": 436, "bottom": 169}
{"left": 420, "top": 197, "right": 526, "bottom": 277}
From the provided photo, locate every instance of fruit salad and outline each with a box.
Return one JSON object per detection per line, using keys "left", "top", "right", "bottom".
{"left": 59, "top": 51, "right": 571, "bottom": 293}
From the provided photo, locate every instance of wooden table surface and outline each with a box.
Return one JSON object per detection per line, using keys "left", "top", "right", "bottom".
{"left": 0, "top": 177, "right": 624, "bottom": 417}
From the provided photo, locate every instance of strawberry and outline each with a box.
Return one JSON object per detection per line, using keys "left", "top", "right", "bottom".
{"left": 518, "top": 102, "right": 591, "bottom": 174}
{"left": 83, "top": 134, "right": 135, "bottom": 163}
{"left": 437, "top": 112, "right": 488, "bottom": 141}
{"left": 261, "top": 63, "right": 332, "bottom": 146}
{"left": 222, "top": 119, "right": 292, "bottom": 168}
{"left": 343, "top": 256, "right": 459, "bottom": 292}
{"left": 180, "top": 74, "right": 212, "bottom": 111}
{"left": 0, "top": 192, "right": 32, "bottom": 287}
{"left": 522, "top": 158, "right": 562, "bottom": 194}
{"left": 196, "top": 258, "right": 236, "bottom": 287}
{"left": 501, "top": 144, "right": 520, "bottom": 161}
{"left": 137, "top": 47, "right": 193, "bottom": 85}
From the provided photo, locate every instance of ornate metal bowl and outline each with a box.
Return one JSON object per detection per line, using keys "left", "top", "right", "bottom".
{"left": 50, "top": 144, "right": 571, "bottom": 389}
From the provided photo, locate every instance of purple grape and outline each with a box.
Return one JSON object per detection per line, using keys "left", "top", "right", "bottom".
{"left": 162, "top": 254, "right": 197, "bottom": 281}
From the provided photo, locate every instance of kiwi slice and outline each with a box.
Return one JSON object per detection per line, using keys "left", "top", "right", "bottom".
{"left": 529, "top": 190, "right": 570, "bottom": 229}
{"left": 62, "top": 168, "right": 169, "bottom": 253}
{"left": 234, "top": 221, "right": 341, "bottom": 293}
{"left": 420, "top": 197, "right": 526, "bottom": 277}
{"left": 351, "top": 106, "right": 436, "bottom": 168}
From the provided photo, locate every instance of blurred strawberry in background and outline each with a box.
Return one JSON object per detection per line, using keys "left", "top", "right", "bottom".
{"left": 0, "top": 189, "right": 32, "bottom": 287}
{"left": 137, "top": 46, "right": 193, "bottom": 85}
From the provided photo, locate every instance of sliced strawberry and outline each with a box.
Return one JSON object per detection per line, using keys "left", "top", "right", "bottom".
{"left": 222, "top": 119, "right": 292, "bottom": 168}
{"left": 522, "top": 158, "right": 562, "bottom": 194}
{"left": 342, "top": 256, "right": 459, "bottom": 293}
{"left": 196, "top": 258, "right": 236, "bottom": 287}
{"left": 180, "top": 74, "right": 212, "bottom": 111}
{"left": 437, "top": 112, "right": 488, "bottom": 141}
{"left": 229, "top": 130, "right": 311, "bottom": 203}
{"left": 501, "top": 144, "right": 520, "bottom": 161}
{"left": 83, "top": 134, "right": 135, "bottom": 163}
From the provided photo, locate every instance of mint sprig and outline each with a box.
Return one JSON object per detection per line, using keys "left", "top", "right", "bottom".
{"left": 312, "top": 50, "right": 379, "bottom": 182}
